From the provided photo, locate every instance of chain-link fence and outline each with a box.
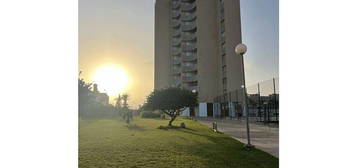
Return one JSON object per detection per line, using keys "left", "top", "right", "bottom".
{"left": 213, "top": 78, "right": 279, "bottom": 123}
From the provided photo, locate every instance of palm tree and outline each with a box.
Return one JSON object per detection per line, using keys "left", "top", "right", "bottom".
{"left": 122, "top": 94, "right": 129, "bottom": 109}
{"left": 121, "top": 94, "right": 132, "bottom": 124}
{"left": 114, "top": 94, "right": 122, "bottom": 109}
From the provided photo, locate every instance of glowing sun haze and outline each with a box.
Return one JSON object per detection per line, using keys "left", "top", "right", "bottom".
{"left": 79, "top": 0, "right": 154, "bottom": 108}
{"left": 92, "top": 65, "right": 129, "bottom": 96}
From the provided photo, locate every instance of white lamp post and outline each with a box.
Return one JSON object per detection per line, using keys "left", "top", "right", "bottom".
{"left": 235, "top": 43, "right": 253, "bottom": 148}
{"left": 191, "top": 89, "right": 197, "bottom": 118}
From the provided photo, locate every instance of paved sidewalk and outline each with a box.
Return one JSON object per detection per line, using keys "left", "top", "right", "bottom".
{"left": 196, "top": 117, "right": 279, "bottom": 158}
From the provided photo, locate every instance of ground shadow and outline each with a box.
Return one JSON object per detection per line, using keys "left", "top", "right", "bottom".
{"left": 157, "top": 125, "right": 196, "bottom": 132}
{"left": 174, "top": 128, "right": 278, "bottom": 168}
{"left": 125, "top": 124, "right": 146, "bottom": 131}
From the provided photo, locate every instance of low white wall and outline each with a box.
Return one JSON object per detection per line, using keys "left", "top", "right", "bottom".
{"left": 229, "top": 102, "right": 236, "bottom": 117}
{"left": 213, "top": 103, "right": 221, "bottom": 117}
{"left": 180, "top": 107, "right": 190, "bottom": 117}
{"left": 198, "top": 103, "right": 207, "bottom": 117}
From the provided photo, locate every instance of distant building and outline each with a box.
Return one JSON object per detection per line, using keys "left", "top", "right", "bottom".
{"left": 155, "top": 0, "right": 245, "bottom": 117}
{"left": 93, "top": 84, "right": 109, "bottom": 105}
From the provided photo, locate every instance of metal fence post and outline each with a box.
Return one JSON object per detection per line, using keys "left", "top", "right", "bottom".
{"left": 258, "top": 83, "right": 262, "bottom": 122}
{"left": 273, "top": 78, "right": 278, "bottom": 122}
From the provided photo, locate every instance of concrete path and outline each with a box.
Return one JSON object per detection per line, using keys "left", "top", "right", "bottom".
{"left": 196, "top": 117, "right": 279, "bottom": 158}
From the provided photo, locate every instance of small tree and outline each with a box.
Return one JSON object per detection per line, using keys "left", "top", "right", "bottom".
{"left": 122, "top": 94, "right": 129, "bottom": 109}
{"left": 78, "top": 72, "right": 94, "bottom": 118}
{"left": 143, "top": 88, "right": 197, "bottom": 126}
{"left": 121, "top": 94, "right": 132, "bottom": 124}
{"left": 114, "top": 94, "right": 122, "bottom": 116}
{"left": 114, "top": 94, "right": 122, "bottom": 109}
{"left": 122, "top": 108, "right": 133, "bottom": 124}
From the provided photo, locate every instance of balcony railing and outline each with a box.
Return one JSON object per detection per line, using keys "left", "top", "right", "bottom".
{"left": 181, "top": 13, "right": 196, "bottom": 22}
{"left": 220, "top": 47, "right": 226, "bottom": 56}
{"left": 182, "top": 75, "right": 197, "bottom": 82}
{"left": 182, "top": 33, "right": 196, "bottom": 41}
{"left": 182, "top": 54, "right": 197, "bottom": 62}
{"left": 182, "top": 0, "right": 195, "bottom": 2}
{"left": 172, "top": 38, "right": 181, "bottom": 46}
{"left": 181, "top": 3, "right": 196, "bottom": 12}
{"left": 182, "top": 64, "right": 197, "bottom": 72}
{"left": 220, "top": 10, "right": 225, "bottom": 21}
{"left": 222, "top": 71, "right": 227, "bottom": 78}
{"left": 182, "top": 43, "right": 197, "bottom": 52}
{"left": 220, "top": 23, "right": 225, "bottom": 33}
{"left": 172, "top": 10, "right": 180, "bottom": 19}
{"left": 182, "top": 53, "right": 197, "bottom": 62}
{"left": 172, "top": 68, "right": 181, "bottom": 74}
{"left": 220, "top": 35, "right": 225, "bottom": 44}
{"left": 182, "top": 22, "right": 196, "bottom": 32}
{"left": 172, "top": 1, "right": 180, "bottom": 9}
{"left": 171, "top": 20, "right": 180, "bottom": 28}
{"left": 172, "top": 79, "right": 182, "bottom": 87}
{"left": 172, "top": 30, "right": 180, "bottom": 37}
{"left": 172, "top": 58, "right": 181, "bottom": 65}
{"left": 172, "top": 48, "right": 180, "bottom": 55}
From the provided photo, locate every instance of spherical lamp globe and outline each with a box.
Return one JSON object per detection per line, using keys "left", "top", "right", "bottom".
{"left": 235, "top": 44, "right": 247, "bottom": 55}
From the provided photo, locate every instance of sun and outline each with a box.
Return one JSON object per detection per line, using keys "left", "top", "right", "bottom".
{"left": 93, "top": 66, "right": 129, "bottom": 96}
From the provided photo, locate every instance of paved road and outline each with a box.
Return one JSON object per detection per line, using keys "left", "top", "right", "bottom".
{"left": 196, "top": 117, "right": 279, "bottom": 158}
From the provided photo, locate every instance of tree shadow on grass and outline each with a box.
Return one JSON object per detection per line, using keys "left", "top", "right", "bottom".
{"left": 125, "top": 124, "right": 146, "bottom": 131}
{"left": 183, "top": 142, "right": 278, "bottom": 168}
{"left": 174, "top": 129, "right": 279, "bottom": 168}
{"left": 157, "top": 125, "right": 196, "bottom": 132}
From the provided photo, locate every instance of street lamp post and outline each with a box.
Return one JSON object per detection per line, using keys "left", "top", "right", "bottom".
{"left": 235, "top": 43, "right": 254, "bottom": 148}
{"left": 192, "top": 89, "right": 197, "bottom": 118}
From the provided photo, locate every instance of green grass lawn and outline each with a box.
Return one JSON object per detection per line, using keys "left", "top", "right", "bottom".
{"left": 79, "top": 117, "right": 278, "bottom": 168}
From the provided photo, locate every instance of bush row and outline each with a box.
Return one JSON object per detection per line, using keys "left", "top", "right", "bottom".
{"left": 141, "top": 111, "right": 161, "bottom": 118}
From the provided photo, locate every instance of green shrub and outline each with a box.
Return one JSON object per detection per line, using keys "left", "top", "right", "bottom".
{"left": 141, "top": 111, "right": 161, "bottom": 118}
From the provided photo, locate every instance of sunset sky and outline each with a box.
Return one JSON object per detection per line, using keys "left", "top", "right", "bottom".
{"left": 79, "top": 0, "right": 278, "bottom": 108}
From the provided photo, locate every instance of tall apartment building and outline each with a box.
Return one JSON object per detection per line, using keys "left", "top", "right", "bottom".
{"left": 155, "top": 0, "right": 245, "bottom": 117}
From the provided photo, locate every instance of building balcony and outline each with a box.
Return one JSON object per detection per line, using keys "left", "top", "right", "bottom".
{"left": 220, "top": 47, "right": 226, "bottom": 56}
{"left": 172, "top": 53, "right": 180, "bottom": 57}
{"left": 172, "top": 68, "right": 181, "bottom": 74}
{"left": 181, "top": 3, "right": 196, "bottom": 12}
{"left": 171, "top": 20, "right": 180, "bottom": 28}
{"left": 182, "top": 22, "right": 196, "bottom": 32}
{"left": 222, "top": 56, "right": 226, "bottom": 65}
{"left": 172, "top": 38, "right": 181, "bottom": 46}
{"left": 182, "top": 43, "right": 197, "bottom": 52}
{"left": 182, "top": 53, "right": 197, "bottom": 62}
{"left": 182, "top": 75, "right": 197, "bottom": 82}
{"left": 220, "top": 35, "right": 225, "bottom": 44}
{"left": 172, "top": 58, "right": 181, "bottom": 65}
{"left": 182, "top": 33, "right": 196, "bottom": 41}
{"left": 181, "top": 13, "right": 196, "bottom": 22}
{"left": 172, "top": 79, "right": 182, "bottom": 87}
{"left": 172, "top": 48, "right": 180, "bottom": 55}
{"left": 182, "top": 0, "right": 195, "bottom": 3}
{"left": 172, "top": 10, "right": 180, "bottom": 19}
{"left": 222, "top": 71, "right": 227, "bottom": 78}
{"left": 172, "top": 30, "right": 180, "bottom": 37}
{"left": 172, "top": 1, "right": 180, "bottom": 10}
{"left": 220, "top": 23, "right": 225, "bottom": 33}
{"left": 220, "top": 11, "right": 225, "bottom": 21}
{"left": 182, "top": 64, "right": 197, "bottom": 72}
